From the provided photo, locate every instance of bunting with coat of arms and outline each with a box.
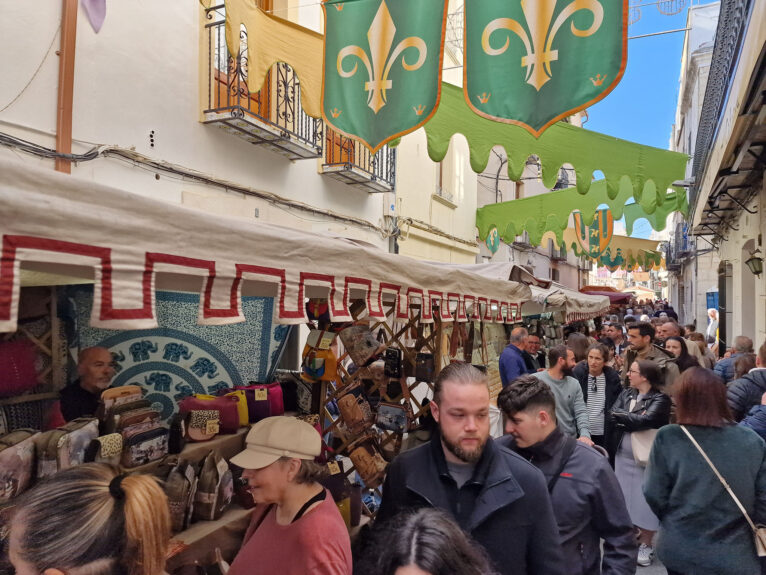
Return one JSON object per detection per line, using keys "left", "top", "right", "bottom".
{"left": 464, "top": 0, "right": 628, "bottom": 136}
{"left": 573, "top": 208, "right": 614, "bottom": 258}
{"left": 322, "top": 0, "right": 448, "bottom": 152}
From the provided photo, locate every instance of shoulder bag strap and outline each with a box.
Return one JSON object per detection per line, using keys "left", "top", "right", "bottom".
{"left": 680, "top": 425, "right": 759, "bottom": 532}
{"left": 547, "top": 437, "right": 578, "bottom": 493}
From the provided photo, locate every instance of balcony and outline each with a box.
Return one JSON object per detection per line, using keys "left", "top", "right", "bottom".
{"left": 203, "top": 6, "right": 322, "bottom": 160}
{"left": 321, "top": 128, "right": 396, "bottom": 193}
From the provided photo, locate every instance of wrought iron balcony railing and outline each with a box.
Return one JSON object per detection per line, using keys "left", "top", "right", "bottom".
{"left": 322, "top": 128, "right": 396, "bottom": 193}
{"left": 203, "top": 5, "right": 322, "bottom": 159}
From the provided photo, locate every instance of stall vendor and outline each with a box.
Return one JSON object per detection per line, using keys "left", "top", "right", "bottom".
{"left": 60, "top": 346, "right": 115, "bottom": 421}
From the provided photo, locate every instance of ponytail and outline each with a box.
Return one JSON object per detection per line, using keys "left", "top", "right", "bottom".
{"left": 121, "top": 473, "right": 171, "bottom": 575}
{"left": 11, "top": 464, "right": 170, "bottom": 575}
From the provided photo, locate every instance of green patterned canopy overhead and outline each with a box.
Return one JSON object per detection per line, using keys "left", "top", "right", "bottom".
{"left": 545, "top": 229, "right": 665, "bottom": 271}
{"left": 476, "top": 178, "right": 687, "bottom": 246}
{"left": 425, "top": 83, "right": 687, "bottom": 203}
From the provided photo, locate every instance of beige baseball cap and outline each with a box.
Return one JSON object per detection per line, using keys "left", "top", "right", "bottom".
{"left": 230, "top": 416, "right": 321, "bottom": 470}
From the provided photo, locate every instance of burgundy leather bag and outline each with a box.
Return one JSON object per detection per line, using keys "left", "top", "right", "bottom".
{"left": 178, "top": 395, "right": 240, "bottom": 434}
{"left": 235, "top": 383, "right": 284, "bottom": 423}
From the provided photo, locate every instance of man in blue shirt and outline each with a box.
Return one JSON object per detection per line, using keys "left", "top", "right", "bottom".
{"left": 714, "top": 335, "right": 753, "bottom": 383}
{"left": 499, "top": 327, "right": 531, "bottom": 387}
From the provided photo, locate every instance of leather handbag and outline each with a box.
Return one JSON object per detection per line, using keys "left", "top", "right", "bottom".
{"left": 117, "top": 408, "right": 161, "bottom": 432}
{"left": 194, "top": 451, "right": 234, "bottom": 522}
{"left": 185, "top": 410, "right": 220, "bottom": 442}
{"left": 121, "top": 426, "right": 169, "bottom": 468}
{"left": 99, "top": 385, "right": 143, "bottom": 413}
{"left": 236, "top": 383, "right": 284, "bottom": 422}
{"left": 681, "top": 425, "right": 766, "bottom": 557}
{"left": 346, "top": 435, "right": 387, "bottom": 489}
{"left": 36, "top": 418, "right": 100, "bottom": 478}
{"left": 84, "top": 433, "right": 123, "bottom": 465}
{"left": 0, "top": 429, "right": 39, "bottom": 502}
{"left": 302, "top": 330, "right": 338, "bottom": 382}
{"left": 628, "top": 399, "right": 658, "bottom": 467}
{"left": 223, "top": 390, "right": 249, "bottom": 426}
{"left": 414, "top": 353, "right": 435, "bottom": 382}
{"left": 102, "top": 399, "right": 152, "bottom": 434}
{"left": 337, "top": 383, "right": 373, "bottom": 435}
{"left": 339, "top": 324, "right": 386, "bottom": 367}
{"left": 179, "top": 395, "right": 240, "bottom": 434}
{"left": 376, "top": 402, "right": 410, "bottom": 434}
{"left": 168, "top": 412, "right": 187, "bottom": 454}
{"left": 383, "top": 348, "right": 403, "bottom": 378}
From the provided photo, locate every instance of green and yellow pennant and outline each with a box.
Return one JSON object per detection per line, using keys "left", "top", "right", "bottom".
{"left": 464, "top": 0, "right": 628, "bottom": 136}
{"left": 322, "top": 0, "right": 448, "bottom": 153}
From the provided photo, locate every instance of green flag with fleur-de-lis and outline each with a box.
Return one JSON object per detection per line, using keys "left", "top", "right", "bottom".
{"left": 465, "top": 0, "right": 627, "bottom": 137}
{"left": 323, "top": 0, "right": 448, "bottom": 153}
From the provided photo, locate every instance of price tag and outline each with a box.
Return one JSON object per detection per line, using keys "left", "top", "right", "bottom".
{"left": 255, "top": 389, "right": 268, "bottom": 401}
{"left": 327, "top": 461, "right": 341, "bottom": 475}
{"left": 206, "top": 419, "right": 220, "bottom": 435}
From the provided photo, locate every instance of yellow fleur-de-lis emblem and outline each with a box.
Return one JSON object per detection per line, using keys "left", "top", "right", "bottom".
{"left": 478, "top": 92, "right": 491, "bottom": 104}
{"left": 482, "top": 0, "right": 604, "bottom": 91}
{"left": 413, "top": 105, "right": 426, "bottom": 115}
{"left": 590, "top": 73, "right": 607, "bottom": 86}
{"left": 330, "top": 107, "right": 342, "bottom": 118}
{"left": 334, "top": 3, "right": 344, "bottom": 11}
{"left": 337, "top": 0, "right": 427, "bottom": 114}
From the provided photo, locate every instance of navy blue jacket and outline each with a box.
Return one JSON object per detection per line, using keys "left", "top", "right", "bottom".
{"left": 740, "top": 405, "right": 766, "bottom": 441}
{"left": 500, "top": 344, "right": 531, "bottom": 387}
{"left": 377, "top": 435, "right": 565, "bottom": 575}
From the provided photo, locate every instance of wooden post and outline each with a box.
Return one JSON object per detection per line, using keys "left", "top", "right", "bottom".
{"left": 55, "top": 0, "right": 78, "bottom": 173}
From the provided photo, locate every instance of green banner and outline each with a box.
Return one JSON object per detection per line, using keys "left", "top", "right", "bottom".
{"left": 323, "top": 0, "right": 448, "bottom": 153}
{"left": 465, "top": 0, "right": 627, "bottom": 136}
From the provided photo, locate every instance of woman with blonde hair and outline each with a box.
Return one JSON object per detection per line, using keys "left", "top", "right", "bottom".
{"left": 4, "top": 463, "right": 170, "bottom": 575}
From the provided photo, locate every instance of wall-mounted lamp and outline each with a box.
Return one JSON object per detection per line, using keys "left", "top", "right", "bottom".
{"left": 746, "top": 249, "right": 763, "bottom": 277}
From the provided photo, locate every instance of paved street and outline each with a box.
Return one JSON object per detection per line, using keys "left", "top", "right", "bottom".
{"left": 639, "top": 561, "right": 667, "bottom": 575}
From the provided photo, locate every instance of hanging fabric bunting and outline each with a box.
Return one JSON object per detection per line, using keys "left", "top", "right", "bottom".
{"left": 322, "top": 0, "right": 448, "bottom": 153}
{"left": 544, "top": 228, "right": 665, "bottom": 271}
{"left": 464, "top": 0, "right": 627, "bottom": 136}
{"left": 573, "top": 208, "right": 613, "bottom": 258}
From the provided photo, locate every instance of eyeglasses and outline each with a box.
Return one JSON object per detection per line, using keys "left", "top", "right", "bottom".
{"left": 629, "top": 368, "right": 641, "bottom": 375}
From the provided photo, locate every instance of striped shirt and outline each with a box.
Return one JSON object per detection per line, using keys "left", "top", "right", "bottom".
{"left": 586, "top": 373, "right": 606, "bottom": 436}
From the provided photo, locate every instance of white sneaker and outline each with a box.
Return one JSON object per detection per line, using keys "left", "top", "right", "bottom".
{"left": 637, "top": 543, "right": 654, "bottom": 567}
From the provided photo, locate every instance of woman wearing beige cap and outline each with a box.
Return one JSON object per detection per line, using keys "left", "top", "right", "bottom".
{"left": 228, "top": 416, "right": 352, "bottom": 575}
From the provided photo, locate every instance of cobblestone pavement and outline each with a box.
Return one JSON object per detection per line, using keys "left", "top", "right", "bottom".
{"left": 638, "top": 561, "right": 667, "bottom": 575}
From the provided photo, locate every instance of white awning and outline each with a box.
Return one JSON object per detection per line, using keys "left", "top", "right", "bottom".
{"left": 0, "top": 157, "right": 531, "bottom": 332}
{"left": 523, "top": 284, "right": 610, "bottom": 322}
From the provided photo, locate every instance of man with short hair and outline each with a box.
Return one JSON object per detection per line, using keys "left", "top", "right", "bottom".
{"left": 378, "top": 363, "right": 565, "bottom": 575}
{"left": 727, "top": 340, "right": 766, "bottom": 421}
{"left": 522, "top": 333, "right": 546, "bottom": 372}
{"left": 499, "top": 326, "right": 531, "bottom": 387}
{"left": 60, "top": 346, "right": 116, "bottom": 421}
{"left": 605, "top": 323, "right": 627, "bottom": 358}
{"left": 497, "top": 376, "right": 637, "bottom": 575}
{"left": 714, "top": 335, "right": 754, "bottom": 383}
{"left": 533, "top": 346, "right": 592, "bottom": 445}
{"left": 621, "top": 323, "right": 680, "bottom": 392}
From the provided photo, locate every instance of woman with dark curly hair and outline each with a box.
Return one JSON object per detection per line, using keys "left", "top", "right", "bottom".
{"left": 664, "top": 336, "right": 700, "bottom": 374}
{"left": 354, "top": 508, "right": 498, "bottom": 575}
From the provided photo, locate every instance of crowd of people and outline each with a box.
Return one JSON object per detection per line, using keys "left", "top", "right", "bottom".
{"left": 4, "top": 301, "right": 766, "bottom": 575}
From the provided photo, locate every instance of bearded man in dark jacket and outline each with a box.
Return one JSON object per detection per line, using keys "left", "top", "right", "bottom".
{"left": 377, "top": 363, "right": 565, "bottom": 575}
{"left": 727, "top": 340, "right": 766, "bottom": 421}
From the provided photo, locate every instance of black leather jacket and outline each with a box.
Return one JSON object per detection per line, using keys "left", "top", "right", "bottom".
{"left": 607, "top": 388, "right": 671, "bottom": 461}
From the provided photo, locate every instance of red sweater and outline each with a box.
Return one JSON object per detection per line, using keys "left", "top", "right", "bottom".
{"left": 228, "top": 490, "right": 352, "bottom": 575}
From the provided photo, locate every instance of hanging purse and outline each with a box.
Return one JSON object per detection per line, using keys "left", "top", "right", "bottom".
{"left": 375, "top": 402, "right": 410, "bottom": 434}
{"left": 414, "top": 353, "right": 435, "bottom": 382}
{"left": 339, "top": 324, "right": 386, "bottom": 367}
{"left": 337, "top": 382, "right": 373, "bottom": 434}
{"left": 681, "top": 425, "right": 766, "bottom": 556}
{"left": 383, "top": 347, "right": 403, "bottom": 378}
{"left": 346, "top": 434, "right": 387, "bottom": 489}
{"left": 194, "top": 451, "right": 234, "bottom": 522}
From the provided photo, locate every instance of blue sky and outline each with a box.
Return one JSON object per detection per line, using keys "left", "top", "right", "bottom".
{"left": 586, "top": 0, "right": 718, "bottom": 237}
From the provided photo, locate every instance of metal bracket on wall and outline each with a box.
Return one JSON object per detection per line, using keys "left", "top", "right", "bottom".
{"left": 721, "top": 190, "right": 757, "bottom": 214}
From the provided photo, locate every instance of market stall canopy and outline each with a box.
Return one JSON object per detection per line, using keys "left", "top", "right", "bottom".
{"left": 434, "top": 263, "right": 608, "bottom": 322}
{"left": 580, "top": 290, "right": 632, "bottom": 304}
{"left": 221, "top": 0, "right": 686, "bottom": 198}
{"left": 0, "top": 157, "right": 530, "bottom": 332}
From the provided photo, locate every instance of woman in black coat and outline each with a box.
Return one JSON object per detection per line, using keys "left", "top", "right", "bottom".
{"left": 572, "top": 343, "right": 622, "bottom": 450}
{"left": 609, "top": 359, "right": 672, "bottom": 568}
